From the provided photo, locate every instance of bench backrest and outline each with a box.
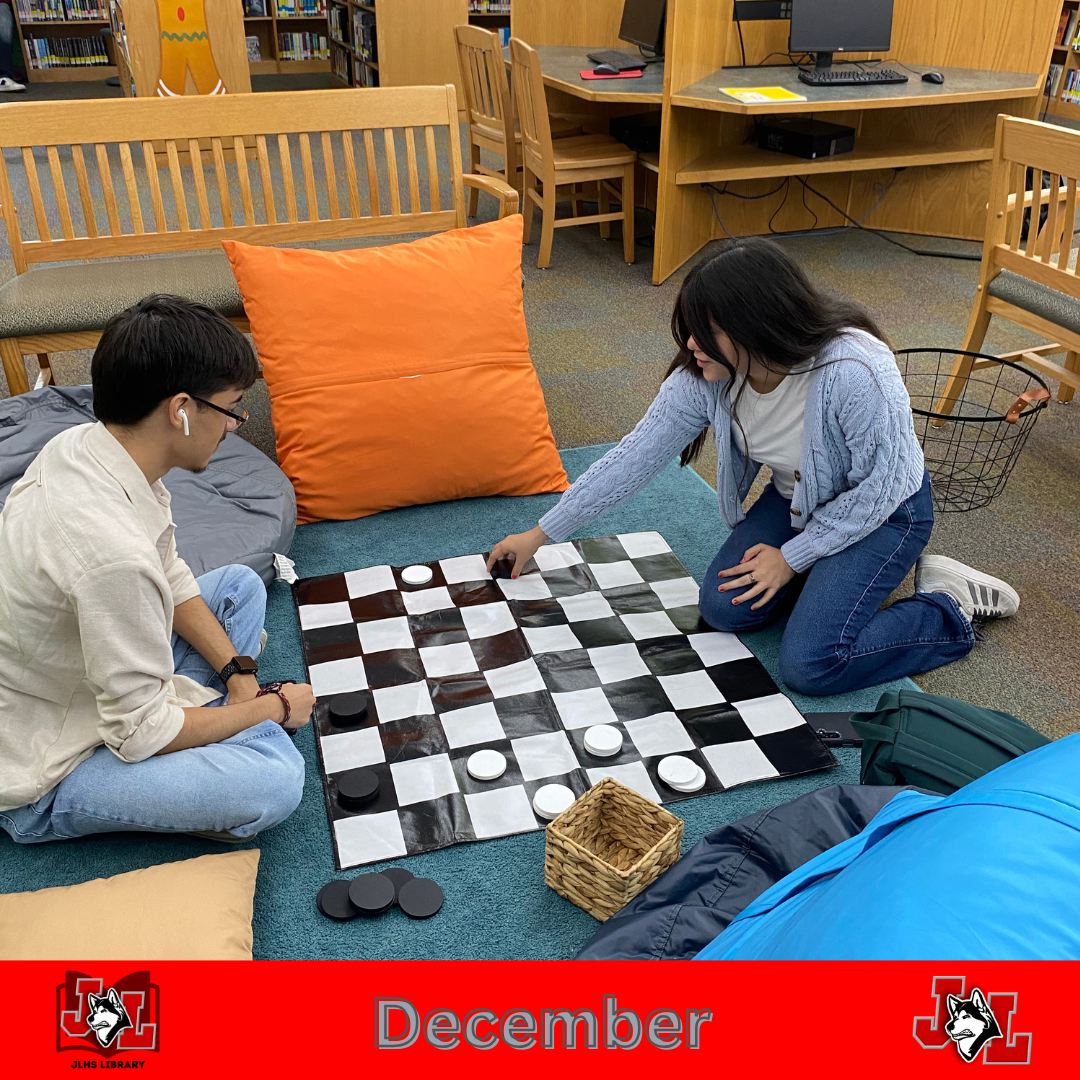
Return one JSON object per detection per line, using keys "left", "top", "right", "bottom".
{"left": 0, "top": 85, "right": 466, "bottom": 274}
{"left": 983, "top": 114, "right": 1080, "bottom": 303}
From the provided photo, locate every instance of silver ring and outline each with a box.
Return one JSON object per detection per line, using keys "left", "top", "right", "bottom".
{"left": 748, "top": 572, "right": 756, "bottom": 584}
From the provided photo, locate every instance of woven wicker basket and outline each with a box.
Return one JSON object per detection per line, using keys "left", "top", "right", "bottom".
{"left": 544, "top": 777, "right": 684, "bottom": 921}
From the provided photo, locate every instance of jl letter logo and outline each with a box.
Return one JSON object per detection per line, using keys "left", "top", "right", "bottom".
{"left": 56, "top": 970, "right": 161, "bottom": 1057}
{"left": 913, "top": 976, "right": 1032, "bottom": 1064}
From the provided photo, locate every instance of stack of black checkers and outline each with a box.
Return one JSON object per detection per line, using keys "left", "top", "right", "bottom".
{"left": 316, "top": 868, "right": 444, "bottom": 921}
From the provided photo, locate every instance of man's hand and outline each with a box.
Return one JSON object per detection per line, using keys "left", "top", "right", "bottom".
{"left": 486, "top": 525, "right": 549, "bottom": 579}
{"left": 226, "top": 673, "right": 260, "bottom": 704}
{"left": 279, "top": 682, "right": 316, "bottom": 731}
{"left": 718, "top": 543, "right": 796, "bottom": 610}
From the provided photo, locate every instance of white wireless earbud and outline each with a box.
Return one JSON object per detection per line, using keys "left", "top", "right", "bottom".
{"left": 178, "top": 408, "right": 190, "bottom": 437}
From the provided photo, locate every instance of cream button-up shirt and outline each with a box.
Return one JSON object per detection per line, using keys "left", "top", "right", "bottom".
{"left": 0, "top": 422, "right": 221, "bottom": 812}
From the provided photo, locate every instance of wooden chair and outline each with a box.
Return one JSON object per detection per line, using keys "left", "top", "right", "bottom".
{"left": 936, "top": 114, "right": 1080, "bottom": 418}
{"left": 0, "top": 85, "right": 518, "bottom": 396}
{"left": 509, "top": 37, "right": 637, "bottom": 270}
{"left": 454, "top": 23, "right": 579, "bottom": 215}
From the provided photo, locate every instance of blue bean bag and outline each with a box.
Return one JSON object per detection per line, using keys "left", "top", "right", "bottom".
{"left": 696, "top": 731, "right": 1080, "bottom": 960}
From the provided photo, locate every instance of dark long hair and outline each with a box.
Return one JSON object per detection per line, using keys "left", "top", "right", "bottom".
{"left": 667, "top": 237, "right": 887, "bottom": 465}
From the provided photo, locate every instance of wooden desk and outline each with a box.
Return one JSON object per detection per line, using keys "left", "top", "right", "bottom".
{"left": 521, "top": 45, "right": 665, "bottom": 103}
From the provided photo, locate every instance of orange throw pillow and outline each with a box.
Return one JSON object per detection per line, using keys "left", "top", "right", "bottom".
{"left": 223, "top": 216, "right": 568, "bottom": 523}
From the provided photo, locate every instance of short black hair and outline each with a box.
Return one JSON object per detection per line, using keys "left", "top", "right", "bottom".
{"left": 92, "top": 294, "right": 258, "bottom": 425}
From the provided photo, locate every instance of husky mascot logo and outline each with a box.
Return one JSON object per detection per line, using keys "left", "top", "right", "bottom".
{"left": 944, "top": 989, "right": 1002, "bottom": 1062}
{"left": 85, "top": 988, "right": 134, "bottom": 1048}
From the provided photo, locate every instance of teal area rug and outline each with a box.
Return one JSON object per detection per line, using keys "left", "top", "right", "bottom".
{"left": 0, "top": 446, "right": 913, "bottom": 959}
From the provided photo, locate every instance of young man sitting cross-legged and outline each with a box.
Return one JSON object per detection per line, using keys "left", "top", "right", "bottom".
{"left": 0, "top": 295, "right": 314, "bottom": 843}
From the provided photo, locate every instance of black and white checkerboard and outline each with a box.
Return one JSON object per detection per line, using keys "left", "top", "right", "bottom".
{"left": 293, "top": 532, "right": 836, "bottom": 869}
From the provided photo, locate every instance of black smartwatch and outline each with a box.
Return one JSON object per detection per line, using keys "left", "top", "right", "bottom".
{"left": 219, "top": 655, "right": 259, "bottom": 684}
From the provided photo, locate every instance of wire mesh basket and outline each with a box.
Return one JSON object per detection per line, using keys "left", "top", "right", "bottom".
{"left": 895, "top": 348, "right": 1050, "bottom": 513}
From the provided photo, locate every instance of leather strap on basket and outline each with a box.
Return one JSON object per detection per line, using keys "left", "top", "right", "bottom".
{"left": 1005, "top": 387, "right": 1049, "bottom": 423}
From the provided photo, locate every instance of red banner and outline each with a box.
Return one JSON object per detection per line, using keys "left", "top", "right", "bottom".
{"left": 2, "top": 961, "right": 1067, "bottom": 1077}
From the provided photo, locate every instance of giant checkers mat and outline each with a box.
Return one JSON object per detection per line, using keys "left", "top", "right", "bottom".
{"left": 294, "top": 533, "right": 836, "bottom": 869}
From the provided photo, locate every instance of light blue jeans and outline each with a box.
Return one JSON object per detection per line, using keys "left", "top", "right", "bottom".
{"left": 0, "top": 564, "right": 305, "bottom": 844}
{"left": 0, "top": 3, "right": 17, "bottom": 82}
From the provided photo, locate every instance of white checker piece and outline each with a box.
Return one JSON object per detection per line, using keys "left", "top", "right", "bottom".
{"left": 589, "top": 560, "right": 644, "bottom": 590}
{"left": 401, "top": 586, "right": 455, "bottom": 615}
{"left": 557, "top": 591, "right": 614, "bottom": 622}
{"left": 552, "top": 686, "right": 619, "bottom": 730}
{"left": 586, "top": 761, "right": 661, "bottom": 803}
{"left": 373, "top": 681, "right": 433, "bottom": 723}
{"left": 511, "top": 730, "right": 578, "bottom": 781}
{"left": 389, "top": 754, "right": 459, "bottom": 806}
{"left": 688, "top": 631, "right": 753, "bottom": 666}
{"left": 496, "top": 574, "right": 552, "bottom": 600}
{"left": 650, "top": 577, "right": 700, "bottom": 610}
{"left": 733, "top": 693, "right": 805, "bottom": 736}
{"left": 439, "top": 702, "right": 506, "bottom": 749}
{"left": 345, "top": 565, "right": 397, "bottom": 598}
{"left": 522, "top": 624, "right": 582, "bottom": 654}
{"left": 700, "top": 741, "right": 780, "bottom": 788}
{"left": 587, "top": 643, "right": 650, "bottom": 684}
{"left": 624, "top": 712, "right": 697, "bottom": 757}
{"left": 459, "top": 601, "right": 518, "bottom": 639}
{"left": 532, "top": 543, "right": 584, "bottom": 571}
{"left": 465, "top": 786, "right": 539, "bottom": 839}
{"left": 621, "top": 610, "right": 681, "bottom": 641}
{"left": 356, "top": 616, "right": 413, "bottom": 654}
{"left": 309, "top": 655, "right": 367, "bottom": 697}
{"left": 484, "top": 657, "right": 546, "bottom": 699}
{"left": 320, "top": 726, "right": 385, "bottom": 773}
{"left": 438, "top": 554, "right": 491, "bottom": 584}
{"left": 616, "top": 531, "right": 672, "bottom": 558}
{"left": 657, "top": 670, "right": 725, "bottom": 710}
{"left": 298, "top": 602, "right": 354, "bottom": 631}
{"left": 419, "top": 641, "right": 477, "bottom": 678}
{"left": 335, "top": 811, "right": 408, "bottom": 866}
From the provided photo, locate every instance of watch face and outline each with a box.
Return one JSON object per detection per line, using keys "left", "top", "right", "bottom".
{"left": 235, "top": 655, "right": 258, "bottom": 674}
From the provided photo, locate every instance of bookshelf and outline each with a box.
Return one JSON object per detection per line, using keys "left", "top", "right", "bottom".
{"left": 328, "top": 0, "right": 501, "bottom": 88}
{"left": 243, "top": 0, "right": 330, "bottom": 74}
{"left": 1045, "top": 0, "right": 1080, "bottom": 119}
{"left": 12, "top": 0, "right": 117, "bottom": 82}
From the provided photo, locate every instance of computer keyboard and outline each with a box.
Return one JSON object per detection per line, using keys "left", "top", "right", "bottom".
{"left": 798, "top": 67, "right": 908, "bottom": 86}
{"left": 585, "top": 49, "right": 645, "bottom": 72}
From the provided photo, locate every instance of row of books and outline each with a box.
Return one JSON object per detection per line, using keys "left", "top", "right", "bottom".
{"left": 352, "top": 8, "right": 375, "bottom": 60}
{"left": 1055, "top": 6, "right": 1079, "bottom": 47}
{"left": 468, "top": 1, "right": 510, "bottom": 11}
{"left": 327, "top": 2, "right": 349, "bottom": 43}
{"left": 14, "top": 0, "right": 106, "bottom": 21}
{"left": 1060, "top": 66, "right": 1080, "bottom": 104}
{"left": 275, "top": 0, "right": 327, "bottom": 16}
{"left": 354, "top": 57, "right": 378, "bottom": 86}
{"left": 26, "top": 35, "right": 109, "bottom": 66}
{"left": 331, "top": 42, "right": 350, "bottom": 80}
{"left": 277, "top": 31, "right": 329, "bottom": 59}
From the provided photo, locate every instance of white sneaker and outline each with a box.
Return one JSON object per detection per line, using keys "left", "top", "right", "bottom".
{"left": 0, "top": 78, "right": 27, "bottom": 93}
{"left": 915, "top": 554, "right": 1019, "bottom": 621}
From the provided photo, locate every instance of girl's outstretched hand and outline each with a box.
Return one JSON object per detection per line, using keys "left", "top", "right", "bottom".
{"left": 486, "top": 525, "right": 550, "bottom": 579}
{"left": 717, "top": 543, "right": 796, "bottom": 610}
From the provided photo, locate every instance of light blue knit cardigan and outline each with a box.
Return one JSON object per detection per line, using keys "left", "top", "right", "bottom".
{"left": 538, "top": 329, "right": 926, "bottom": 574}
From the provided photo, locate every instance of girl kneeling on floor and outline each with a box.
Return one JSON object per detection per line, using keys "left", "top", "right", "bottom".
{"left": 489, "top": 237, "right": 1018, "bottom": 696}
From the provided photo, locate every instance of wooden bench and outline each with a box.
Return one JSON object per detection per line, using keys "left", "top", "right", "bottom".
{"left": 0, "top": 85, "right": 518, "bottom": 396}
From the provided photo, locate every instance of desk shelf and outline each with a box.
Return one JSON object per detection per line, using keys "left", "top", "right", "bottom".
{"left": 676, "top": 140, "right": 994, "bottom": 186}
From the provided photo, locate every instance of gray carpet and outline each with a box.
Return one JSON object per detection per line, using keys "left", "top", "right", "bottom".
{"left": 0, "top": 105, "right": 1077, "bottom": 736}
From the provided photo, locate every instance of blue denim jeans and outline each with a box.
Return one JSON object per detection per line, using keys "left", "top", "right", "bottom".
{"left": 0, "top": 3, "right": 17, "bottom": 81}
{"left": 0, "top": 564, "right": 304, "bottom": 843}
{"left": 698, "top": 474, "right": 974, "bottom": 696}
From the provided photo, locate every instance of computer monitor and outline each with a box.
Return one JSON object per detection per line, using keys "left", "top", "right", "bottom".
{"left": 619, "top": 0, "right": 667, "bottom": 57}
{"left": 788, "top": 0, "right": 894, "bottom": 68}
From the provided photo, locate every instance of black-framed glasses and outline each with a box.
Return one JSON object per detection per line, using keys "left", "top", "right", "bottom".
{"left": 190, "top": 395, "right": 249, "bottom": 429}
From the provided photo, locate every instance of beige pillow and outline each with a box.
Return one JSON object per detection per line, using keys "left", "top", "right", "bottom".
{"left": 0, "top": 849, "right": 259, "bottom": 960}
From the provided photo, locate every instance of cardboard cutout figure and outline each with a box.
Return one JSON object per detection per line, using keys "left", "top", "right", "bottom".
{"left": 157, "top": 0, "right": 227, "bottom": 96}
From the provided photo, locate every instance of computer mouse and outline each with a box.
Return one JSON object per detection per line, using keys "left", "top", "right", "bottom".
{"left": 922, "top": 71, "right": 945, "bottom": 84}
{"left": 594, "top": 64, "right": 619, "bottom": 75}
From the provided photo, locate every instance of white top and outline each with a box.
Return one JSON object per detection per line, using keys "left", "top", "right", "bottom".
{"left": 0, "top": 423, "right": 220, "bottom": 812}
{"left": 729, "top": 367, "right": 813, "bottom": 499}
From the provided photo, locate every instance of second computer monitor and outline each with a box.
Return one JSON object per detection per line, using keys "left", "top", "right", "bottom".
{"left": 789, "top": 0, "right": 894, "bottom": 67}
{"left": 619, "top": 0, "right": 667, "bottom": 56}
